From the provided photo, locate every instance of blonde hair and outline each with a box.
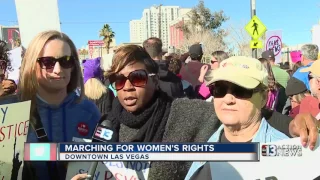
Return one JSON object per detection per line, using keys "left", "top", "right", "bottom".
{"left": 293, "top": 92, "right": 309, "bottom": 104}
{"left": 19, "top": 30, "right": 84, "bottom": 122}
{"left": 84, "top": 78, "right": 107, "bottom": 100}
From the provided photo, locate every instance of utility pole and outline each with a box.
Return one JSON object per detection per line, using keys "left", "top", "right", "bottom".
{"left": 251, "top": 0, "right": 258, "bottom": 58}
{"left": 158, "top": 4, "right": 162, "bottom": 39}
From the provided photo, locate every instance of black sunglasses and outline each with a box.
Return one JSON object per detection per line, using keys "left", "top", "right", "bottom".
{"left": 37, "top": 56, "right": 75, "bottom": 70}
{"left": 209, "top": 82, "right": 261, "bottom": 99}
{"left": 109, "top": 69, "right": 156, "bottom": 91}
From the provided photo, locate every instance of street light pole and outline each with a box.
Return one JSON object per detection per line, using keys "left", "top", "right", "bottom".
{"left": 251, "top": 0, "right": 258, "bottom": 58}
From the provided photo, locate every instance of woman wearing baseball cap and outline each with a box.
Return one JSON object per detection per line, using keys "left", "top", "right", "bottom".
{"left": 186, "top": 56, "right": 290, "bottom": 179}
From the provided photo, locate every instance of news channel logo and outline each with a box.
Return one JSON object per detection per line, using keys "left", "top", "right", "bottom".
{"left": 261, "top": 144, "right": 302, "bottom": 157}
{"left": 95, "top": 127, "right": 113, "bottom": 140}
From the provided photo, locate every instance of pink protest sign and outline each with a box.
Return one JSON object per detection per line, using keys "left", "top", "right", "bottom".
{"left": 290, "top": 51, "right": 301, "bottom": 63}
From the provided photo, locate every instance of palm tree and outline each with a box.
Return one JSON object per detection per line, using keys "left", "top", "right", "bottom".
{"left": 99, "top": 24, "right": 115, "bottom": 54}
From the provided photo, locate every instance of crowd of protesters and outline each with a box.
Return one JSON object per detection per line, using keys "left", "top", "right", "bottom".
{"left": 0, "top": 31, "right": 319, "bottom": 180}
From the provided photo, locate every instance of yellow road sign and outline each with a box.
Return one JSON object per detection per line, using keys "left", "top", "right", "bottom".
{"left": 245, "top": 16, "right": 267, "bottom": 40}
{"left": 250, "top": 40, "right": 263, "bottom": 49}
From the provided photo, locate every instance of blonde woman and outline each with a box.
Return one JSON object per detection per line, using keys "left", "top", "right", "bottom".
{"left": 0, "top": 30, "right": 100, "bottom": 180}
{"left": 82, "top": 57, "right": 110, "bottom": 114}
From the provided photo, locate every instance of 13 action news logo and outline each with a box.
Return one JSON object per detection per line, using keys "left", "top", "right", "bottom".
{"left": 261, "top": 145, "right": 302, "bottom": 157}
{"left": 95, "top": 127, "right": 113, "bottom": 140}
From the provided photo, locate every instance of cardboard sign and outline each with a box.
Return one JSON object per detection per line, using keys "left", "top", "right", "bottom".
{"left": 66, "top": 138, "right": 151, "bottom": 180}
{"left": 0, "top": 101, "right": 31, "bottom": 180}
{"left": 265, "top": 30, "right": 283, "bottom": 64}
{"left": 209, "top": 136, "right": 320, "bottom": 180}
{"left": 290, "top": 51, "right": 302, "bottom": 63}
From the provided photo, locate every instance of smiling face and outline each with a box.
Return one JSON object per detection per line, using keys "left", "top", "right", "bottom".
{"left": 116, "top": 61, "right": 157, "bottom": 113}
{"left": 36, "top": 39, "right": 73, "bottom": 92}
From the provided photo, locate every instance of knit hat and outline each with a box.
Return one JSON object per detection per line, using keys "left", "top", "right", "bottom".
{"left": 82, "top": 57, "right": 103, "bottom": 83}
{"left": 285, "top": 77, "right": 307, "bottom": 96}
{"left": 189, "top": 44, "right": 203, "bottom": 60}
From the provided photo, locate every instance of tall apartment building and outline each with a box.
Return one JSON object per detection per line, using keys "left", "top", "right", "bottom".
{"left": 129, "top": 20, "right": 144, "bottom": 42}
{"left": 130, "top": 6, "right": 191, "bottom": 49}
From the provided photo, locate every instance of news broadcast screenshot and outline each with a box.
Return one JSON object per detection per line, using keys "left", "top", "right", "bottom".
{"left": 1, "top": 0, "right": 320, "bottom": 180}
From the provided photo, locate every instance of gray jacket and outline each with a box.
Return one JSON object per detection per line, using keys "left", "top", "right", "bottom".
{"left": 148, "top": 98, "right": 221, "bottom": 180}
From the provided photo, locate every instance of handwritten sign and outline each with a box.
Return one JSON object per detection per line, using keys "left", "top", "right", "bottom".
{"left": 0, "top": 101, "right": 31, "bottom": 180}
{"left": 265, "top": 30, "right": 283, "bottom": 64}
{"left": 66, "top": 138, "right": 151, "bottom": 180}
{"left": 290, "top": 51, "right": 302, "bottom": 63}
{"left": 209, "top": 136, "right": 320, "bottom": 180}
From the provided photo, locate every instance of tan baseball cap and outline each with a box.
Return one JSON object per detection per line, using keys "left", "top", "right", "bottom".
{"left": 205, "top": 56, "right": 269, "bottom": 89}
{"left": 300, "top": 60, "right": 320, "bottom": 76}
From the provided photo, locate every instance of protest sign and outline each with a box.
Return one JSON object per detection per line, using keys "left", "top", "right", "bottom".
{"left": 290, "top": 51, "right": 302, "bottom": 63}
{"left": 66, "top": 138, "right": 151, "bottom": 180}
{"left": 8, "top": 47, "right": 22, "bottom": 83}
{"left": 209, "top": 136, "right": 320, "bottom": 180}
{"left": 14, "top": 0, "right": 61, "bottom": 47}
{"left": 0, "top": 101, "right": 31, "bottom": 180}
{"left": 265, "top": 30, "right": 282, "bottom": 64}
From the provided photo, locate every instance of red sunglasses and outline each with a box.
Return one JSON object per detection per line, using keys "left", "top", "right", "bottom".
{"left": 37, "top": 56, "right": 75, "bottom": 70}
{"left": 109, "top": 69, "right": 156, "bottom": 91}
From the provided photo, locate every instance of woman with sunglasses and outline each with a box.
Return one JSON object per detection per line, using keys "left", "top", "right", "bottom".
{"left": 72, "top": 47, "right": 319, "bottom": 180}
{"left": 0, "top": 31, "right": 100, "bottom": 180}
{"left": 185, "top": 56, "right": 291, "bottom": 179}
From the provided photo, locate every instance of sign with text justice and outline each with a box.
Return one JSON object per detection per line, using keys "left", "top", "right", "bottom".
{"left": 0, "top": 101, "right": 31, "bottom": 180}
{"left": 209, "top": 136, "right": 320, "bottom": 180}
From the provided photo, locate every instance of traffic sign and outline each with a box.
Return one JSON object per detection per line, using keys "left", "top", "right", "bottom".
{"left": 245, "top": 16, "right": 267, "bottom": 40}
{"left": 250, "top": 40, "right": 263, "bottom": 49}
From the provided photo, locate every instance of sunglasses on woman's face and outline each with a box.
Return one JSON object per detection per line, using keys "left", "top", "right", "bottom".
{"left": 109, "top": 69, "right": 156, "bottom": 91}
{"left": 37, "top": 56, "right": 75, "bottom": 70}
{"left": 209, "top": 82, "right": 260, "bottom": 99}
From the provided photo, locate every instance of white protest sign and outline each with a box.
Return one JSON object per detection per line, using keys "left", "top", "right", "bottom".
{"left": 66, "top": 138, "right": 151, "bottom": 180}
{"left": 14, "top": 0, "right": 61, "bottom": 48}
{"left": 8, "top": 47, "right": 22, "bottom": 82}
{"left": 0, "top": 101, "right": 31, "bottom": 180}
{"left": 265, "top": 30, "right": 282, "bottom": 64}
{"left": 209, "top": 136, "right": 320, "bottom": 180}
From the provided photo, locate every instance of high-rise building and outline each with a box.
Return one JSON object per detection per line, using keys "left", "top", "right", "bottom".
{"left": 129, "top": 20, "right": 144, "bottom": 43}
{"left": 130, "top": 5, "right": 191, "bottom": 49}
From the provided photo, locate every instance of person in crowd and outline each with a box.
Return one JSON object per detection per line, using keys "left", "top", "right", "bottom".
{"left": 261, "top": 50, "right": 290, "bottom": 88}
{"left": 179, "top": 43, "right": 209, "bottom": 89}
{"left": 0, "top": 30, "right": 101, "bottom": 180}
{"left": 82, "top": 57, "right": 111, "bottom": 114}
{"left": 0, "top": 40, "right": 17, "bottom": 96}
{"left": 293, "top": 44, "right": 319, "bottom": 90}
{"left": 299, "top": 60, "right": 320, "bottom": 119}
{"left": 285, "top": 77, "right": 311, "bottom": 118}
{"left": 72, "top": 45, "right": 319, "bottom": 180}
{"left": 143, "top": 37, "right": 184, "bottom": 98}
{"left": 258, "top": 58, "right": 287, "bottom": 112}
{"left": 291, "top": 61, "right": 303, "bottom": 76}
{"left": 198, "top": 51, "right": 229, "bottom": 101}
{"left": 185, "top": 56, "right": 290, "bottom": 179}
{"left": 168, "top": 57, "right": 195, "bottom": 98}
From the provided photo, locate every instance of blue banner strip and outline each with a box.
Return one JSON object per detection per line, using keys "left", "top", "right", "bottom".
{"left": 59, "top": 143, "right": 258, "bottom": 153}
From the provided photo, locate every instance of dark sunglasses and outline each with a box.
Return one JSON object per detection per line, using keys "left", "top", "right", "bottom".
{"left": 209, "top": 82, "right": 261, "bottom": 99}
{"left": 109, "top": 69, "right": 156, "bottom": 91}
{"left": 37, "top": 56, "right": 75, "bottom": 70}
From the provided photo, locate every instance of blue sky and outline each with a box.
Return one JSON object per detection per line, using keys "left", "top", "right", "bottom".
{"left": 1, "top": 0, "right": 319, "bottom": 49}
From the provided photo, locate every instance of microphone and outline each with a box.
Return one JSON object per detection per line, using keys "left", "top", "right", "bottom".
{"left": 86, "top": 119, "right": 118, "bottom": 180}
